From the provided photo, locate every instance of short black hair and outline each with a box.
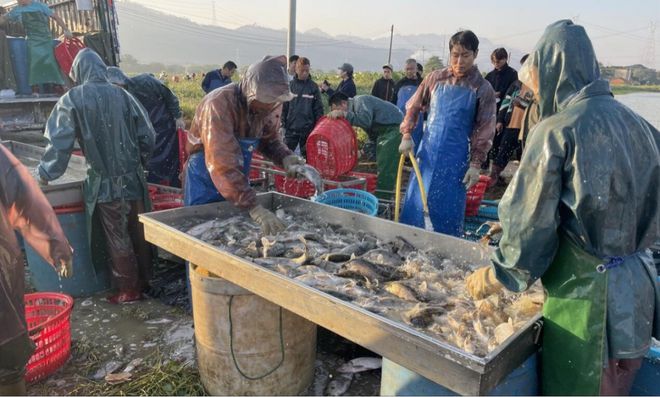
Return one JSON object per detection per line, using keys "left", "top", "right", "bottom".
{"left": 329, "top": 92, "right": 349, "bottom": 107}
{"left": 223, "top": 61, "right": 237, "bottom": 70}
{"left": 449, "top": 30, "right": 479, "bottom": 53}
{"left": 289, "top": 55, "right": 299, "bottom": 63}
{"left": 491, "top": 48, "right": 508, "bottom": 61}
{"left": 297, "top": 57, "right": 310, "bottom": 67}
{"left": 520, "top": 54, "right": 529, "bottom": 65}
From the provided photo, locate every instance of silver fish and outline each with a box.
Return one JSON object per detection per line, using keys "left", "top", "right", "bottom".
{"left": 337, "top": 357, "right": 382, "bottom": 373}
{"left": 291, "top": 164, "right": 324, "bottom": 195}
{"left": 324, "top": 372, "right": 353, "bottom": 396}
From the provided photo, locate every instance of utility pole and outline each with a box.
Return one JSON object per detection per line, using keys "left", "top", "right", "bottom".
{"left": 211, "top": 0, "right": 217, "bottom": 26}
{"left": 287, "top": 0, "right": 297, "bottom": 60}
{"left": 421, "top": 46, "right": 426, "bottom": 63}
{"left": 387, "top": 24, "right": 394, "bottom": 64}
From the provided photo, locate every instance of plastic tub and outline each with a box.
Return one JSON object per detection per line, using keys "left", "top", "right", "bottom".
{"left": 24, "top": 292, "right": 74, "bottom": 383}
{"left": 306, "top": 116, "right": 358, "bottom": 178}
{"left": 24, "top": 203, "right": 111, "bottom": 297}
{"left": 465, "top": 175, "right": 491, "bottom": 217}
{"left": 313, "top": 188, "right": 378, "bottom": 216}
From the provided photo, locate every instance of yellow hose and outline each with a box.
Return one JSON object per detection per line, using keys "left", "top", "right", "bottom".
{"left": 394, "top": 152, "right": 430, "bottom": 223}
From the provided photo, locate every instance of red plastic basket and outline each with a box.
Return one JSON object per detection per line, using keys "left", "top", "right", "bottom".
{"left": 306, "top": 116, "right": 358, "bottom": 178}
{"left": 54, "top": 37, "right": 85, "bottom": 76}
{"left": 249, "top": 152, "right": 264, "bottom": 180}
{"left": 465, "top": 175, "right": 491, "bottom": 217}
{"left": 273, "top": 167, "right": 317, "bottom": 198}
{"left": 148, "top": 185, "right": 183, "bottom": 211}
{"left": 346, "top": 171, "right": 377, "bottom": 193}
{"left": 24, "top": 293, "right": 74, "bottom": 383}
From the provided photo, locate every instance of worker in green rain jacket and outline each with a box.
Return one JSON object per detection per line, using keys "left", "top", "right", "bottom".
{"left": 328, "top": 93, "right": 404, "bottom": 199}
{"left": 466, "top": 20, "right": 660, "bottom": 395}
{"left": 39, "top": 49, "right": 156, "bottom": 305}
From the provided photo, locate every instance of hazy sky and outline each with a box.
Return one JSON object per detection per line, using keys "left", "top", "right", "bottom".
{"left": 3, "top": 0, "right": 658, "bottom": 67}
{"left": 120, "top": 0, "right": 658, "bottom": 67}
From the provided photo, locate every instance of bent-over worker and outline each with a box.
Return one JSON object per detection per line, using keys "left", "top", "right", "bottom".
{"left": 107, "top": 67, "right": 186, "bottom": 187}
{"left": 466, "top": 20, "right": 660, "bottom": 396}
{"left": 398, "top": 30, "right": 496, "bottom": 236}
{"left": 0, "top": 144, "right": 72, "bottom": 395}
{"left": 39, "top": 49, "right": 156, "bottom": 304}
{"left": 184, "top": 55, "right": 305, "bottom": 235}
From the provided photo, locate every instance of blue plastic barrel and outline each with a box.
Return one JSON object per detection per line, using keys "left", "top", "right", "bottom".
{"left": 7, "top": 37, "right": 31, "bottom": 95}
{"left": 24, "top": 203, "right": 111, "bottom": 297}
{"left": 631, "top": 345, "right": 660, "bottom": 396}
{"left": 380, "top": 354, "right": 538, "bottom": 396}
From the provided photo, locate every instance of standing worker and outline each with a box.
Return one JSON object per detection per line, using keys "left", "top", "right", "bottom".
{"left": 0, "top": 0, "right": 72, "bottom": 95}
{"left": 371, "top": 63, "right": 396, "bottom": 103}
{"left": 466, "top": 20, "right": 660, "bottom": 396}
{"left": 0, "top": 144, "right": 73, "bottom": 396}
{"left": 321, "top": 63, "right": 356, "bottom": 98}
{"left": 328, "top": 93, "right": 403, "bottom": 199}
{"left": 38, "top": 49, "right": 156, "bottom": 304}
{"left": 185, "top": 55, "right": 305, "bottom": 235}
{"left": 107, "top": 67, "right": 186, "bottom": 187}
{"left": 392, "top": 59, "right": 424, "bottom": 151}
{"left": 398, "top": 30, "right": 496, "bottom": 236}
{"left": 281, "top": 56, "right": 324, "bottom": 158}
{"left": 201, "top": 61, "right": 237, "bottom": 94}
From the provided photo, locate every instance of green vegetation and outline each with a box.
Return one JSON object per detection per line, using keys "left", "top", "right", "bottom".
{"left": 611, "top": 85, "right": 660, "bottom": 95}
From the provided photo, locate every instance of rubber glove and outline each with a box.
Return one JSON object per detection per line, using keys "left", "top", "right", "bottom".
{"left": 282, "top": 154, "right": 305, "bottom": 178}
{"left": 249, "top": 205, "right": 285, "bottom": 235}
{"left": 38, "top": 176, "right": 49, "bottom": 186}
{"left": 57, "top": 257, "right": 73, "bottom": 278}
{"left": 462, "top": 166, "right": 481, "bottom": 190}
{"left": 175, "top": 117, "right": 186, "bottom": 130}
{"left": 63, "top": 29, "right": 73, "bottom": 39}
{"left": 398, "top": 134, "right": 414, "bottom": 154}
{"left": 327, "top": 109, "right": 347, "bottom": 120}
{"left": 466, "top": 266, "right": 503, "bottom": 300}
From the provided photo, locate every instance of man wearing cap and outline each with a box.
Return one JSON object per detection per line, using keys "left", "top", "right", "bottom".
{"left": 185, "top": 55, "right": 305, "bottom": 236}
{"left": 321, "top": 63, "right": 357, "bottom": 98}
{"left": 371, "top": 64, "right": 396, "bottom": 103}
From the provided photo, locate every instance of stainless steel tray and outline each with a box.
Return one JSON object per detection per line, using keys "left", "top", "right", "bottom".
{"left": 2, "top": 140, "right": 86, "bottom": 206}
{"left": 139, "top": 192, "right": 541, "bottom": 395}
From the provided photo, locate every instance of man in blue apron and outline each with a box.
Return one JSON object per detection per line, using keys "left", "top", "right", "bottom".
{"left": 466, "top": 20, "right": 660, "bottom": 395}
{"left": 398, "top": 30, "right": 496, "bottom": 236}
{"left": 39, "top": 49, "right": 156, "bottom": 305}
{"left": 184, "top": 55, "right": 304, "bottom": 235}
{"left": 107, "top": 67, "right": 186, "bottom": 187}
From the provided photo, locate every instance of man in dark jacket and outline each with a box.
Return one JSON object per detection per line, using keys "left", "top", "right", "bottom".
{"left": 483, "top": 48, "right": 518, "bottom": 170}
{"left": 281, "top": 57, "right": 324, "bottom": 158}
{"left": 108, "top": 67, "right": 185, "bottom": 187}
{"left": 201, "top": 61, "right": 237, "bottom": 94}
{"left": 371, "top": 64, "right": 396, "bottom": 103}
{"left": 321, "top": 63, "right": 356, "bottom": 98}
{"left": 392, "top": 58, "right": 422, "bottom": 106}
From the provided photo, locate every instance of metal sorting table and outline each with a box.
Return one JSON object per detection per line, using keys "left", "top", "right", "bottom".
{"left": 2, "top": 140, "right": 87, "bottom": 206}
{"left": 139, "top": 192, "right": 542, "bottom": 395}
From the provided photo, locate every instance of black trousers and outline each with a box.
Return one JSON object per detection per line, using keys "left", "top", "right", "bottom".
{"left": 493, "top": 128, "right": 521, "bottom": 169}
{"left": 284, "top": 128, "right": 313, "bottom": 158}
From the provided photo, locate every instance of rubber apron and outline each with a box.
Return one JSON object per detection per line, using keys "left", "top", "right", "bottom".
{"left": 183, "top": 138, "right": 259, "bottom": 206}
{"left": 541, "top": 234, "right": 609, "bottom": 395}
{"left": 131, "top": 90, "right": 180, "bottom": 187}
{"left": 21, "top": 12, "right": 64, "bottom": 86}
{"left": 373, "top": 123, "right": 401, "bottom": 199}
{"left": 399, "top": 84, "right": 475, "bottom": 236}
{"left": 396, "top": 85, "right": 423, "bottom": 152}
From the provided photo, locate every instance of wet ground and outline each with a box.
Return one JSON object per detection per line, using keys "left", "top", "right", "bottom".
{"left": 25, "top": 259, "right": 383, "bottom": 396}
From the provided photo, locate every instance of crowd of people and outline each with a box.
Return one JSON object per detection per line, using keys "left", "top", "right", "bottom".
{"left": 0, "top": 4, "right": 658, "bottom": 394}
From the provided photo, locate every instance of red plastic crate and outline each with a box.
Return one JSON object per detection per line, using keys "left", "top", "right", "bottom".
{"left": 306, "top": 116, "right": 358, "bottom": 178}
{"left": 346, "top": 171, "right": 377, "bottom": 193}
{"left": 274, "top": 173, "right": 317, "bottom": 198}
{"left": 148, "top": 185, "right": 183, "bottom": 211}
{"left": 24, "top": 293, "right": 74, "bottom": 383}
{"left": 465, "top": 175, "right": 491, "bottom": 217}
{"left": 249, "top": 152, "right": 265, "bottom": 180}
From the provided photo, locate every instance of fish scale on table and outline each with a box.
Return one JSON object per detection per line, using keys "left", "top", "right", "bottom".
{"left": 181, "top": 210, "right": 543, "bottom": 357}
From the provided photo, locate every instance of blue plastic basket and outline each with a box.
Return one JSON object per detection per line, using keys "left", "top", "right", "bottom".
{"left": 313, "top": 188, "right": 378, "bottom": 216}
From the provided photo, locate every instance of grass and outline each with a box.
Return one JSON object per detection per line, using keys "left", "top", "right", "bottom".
{"left": 610, "top": 85, "right": 660, "bottom": 95}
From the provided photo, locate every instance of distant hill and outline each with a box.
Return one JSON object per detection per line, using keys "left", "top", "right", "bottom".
{"left": 116, "top": 1, "right": 522, "bottom": 72}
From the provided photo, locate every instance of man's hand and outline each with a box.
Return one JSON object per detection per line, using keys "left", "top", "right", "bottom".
{"left": 249, "top": 205, "right": 285, "bottom": 235}
{"left": 175, "top": 117, "right": 186, "bottom": 130}
{"left": 466, "top": 266, "right": 503, "bottom": 300}
{"left": 398, "top": 134, "right": 414, "bottom": 154}
{"left": 462, "top": 166, "right": 481, "bottom": 190}
{"left": 282, "top": 154, "right": 305, "bottom": 178}
{"left": 496, "top": 122, "right": 504, "bottom": 134}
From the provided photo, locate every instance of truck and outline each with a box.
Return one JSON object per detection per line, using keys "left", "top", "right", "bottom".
{"left": 0, "top": 0, "right": 120, "bottom": 135}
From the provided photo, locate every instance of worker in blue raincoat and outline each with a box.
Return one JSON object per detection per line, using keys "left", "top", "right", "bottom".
{"left": 398, "top": 30, "right": 496, "bottom": 236}
{"left": 466, "top": 20, "right": 660, "bottom": 395}
{"left": 185, "top": 55, "right": 304, "bottom": 235}
{"left": 107, "top": 67, "right": 186, "bottom": 187}
{"left": 39, "top": 49, "right": 156, "bottom": 305}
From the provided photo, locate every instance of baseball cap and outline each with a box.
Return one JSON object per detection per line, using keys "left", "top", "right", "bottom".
{"left": 338, "top": 63, "right": 354, "bottom": 74}
{"left": 382, "top": 64, "right": 393, "bottom": 71}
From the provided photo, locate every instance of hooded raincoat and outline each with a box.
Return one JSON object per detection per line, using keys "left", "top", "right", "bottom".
{"left": 490, "top": 20, "right": 660, "bottom": 395}
{"left": 0, "top": 144, "right": 71, "bottom": 381}
{"left": 38, "top": 49, "right": 155, "bottom": 292}
{"left": 186, "top": 55, "right": 294, "bottom": 209}
{"left": 108, "top": 68, "right": 183, "bottom": 187}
